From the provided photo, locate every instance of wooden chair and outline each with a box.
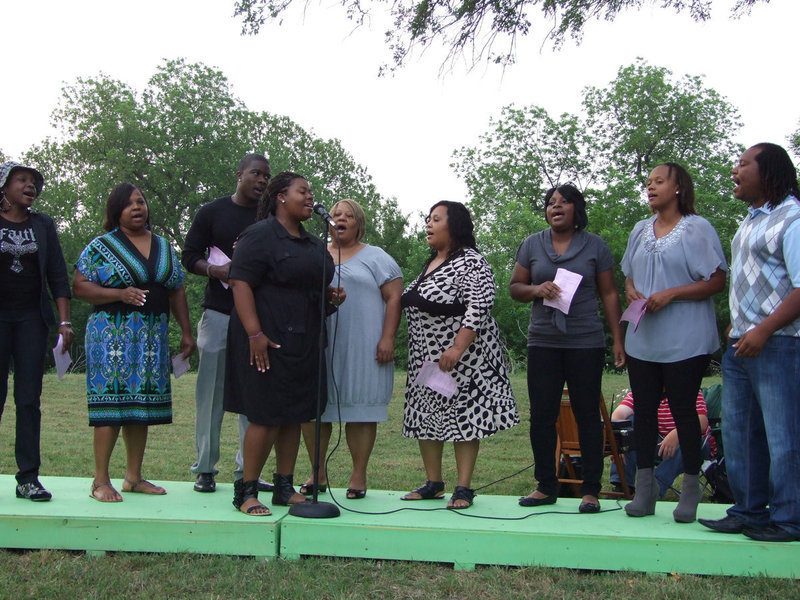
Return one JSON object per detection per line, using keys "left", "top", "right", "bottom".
{"left": 555, "top": 388, "right": 632, "bottom": 499}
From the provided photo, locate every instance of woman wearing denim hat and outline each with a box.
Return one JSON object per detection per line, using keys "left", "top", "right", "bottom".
{"left": 0, "top": 161, "right": 73, "bottom": 501}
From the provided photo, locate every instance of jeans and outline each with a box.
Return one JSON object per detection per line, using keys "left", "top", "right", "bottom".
{"left": 528, "top": 346, "right": 605, "bottom": 497}
{"left": 609, "top": 415, "right": 713, "bottom": 498}
{"left": 723, "top": 337, "right": 800, "bottom": 535}
{"left": 626, "top": 354, "right": 709, "bottom": 476}
{"left": 190, "top": 309, "right": 247, "bottom": 477}
{"left": 0, "top": 311, "right": 49, "bottom": 484}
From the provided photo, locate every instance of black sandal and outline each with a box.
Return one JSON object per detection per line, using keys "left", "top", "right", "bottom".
{"left": 346, "top": 488, "right": 367, "bottom": 499}
{"left": 299, "top": 482, "right": 328, "bottom": 495}
{"left": 401, "top": 480, "right": 445, "bottom": 500}
{"left": 233, "top": 480, "right": 271, "bottom": 516}
{"left": 447, "top": 486, "right": 475, "bottom": 509}
{"left": 272, "top": 473, "right": 305, "bottom": 506}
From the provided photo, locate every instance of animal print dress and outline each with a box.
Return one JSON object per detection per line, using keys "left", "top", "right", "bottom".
{"left": 401, "top": 247, "right": 519, "bottom": 441}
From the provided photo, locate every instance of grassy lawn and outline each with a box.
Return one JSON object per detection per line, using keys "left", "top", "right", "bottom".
{"left": 0, "top": 369, "right": 792, "bottom": 599}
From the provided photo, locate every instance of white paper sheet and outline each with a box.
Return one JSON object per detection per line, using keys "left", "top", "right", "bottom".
{"left": 172, "top": 354, "right": 191, "bottom": 379}
{"left": 620, "top": 298, "right": 647, "bottom": 332}
{"left": 207, "top": 246, "right": 231, "bottom": 290}
{"left": 413, "top": 360, "right": 458, "bottom": 399}
{"left": 542, "top": 268, "right": 583, "bottom": 314}
{"left": 51, "top": 334, "right": 72, "bottom": 380}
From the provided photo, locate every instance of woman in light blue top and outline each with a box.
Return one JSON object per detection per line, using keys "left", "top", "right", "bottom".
{"left": 300, "top": 199, "right": 403, "bottom": 500}
{"left": 621, "top": 162, "right": 727, "bottom": 522}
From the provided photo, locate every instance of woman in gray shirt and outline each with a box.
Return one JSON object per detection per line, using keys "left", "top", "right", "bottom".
{"left": 621, "top": 162, "right": 726, "bottom": 523}
{"left": 510, "top": 184, "right": 625, "bottom": 513}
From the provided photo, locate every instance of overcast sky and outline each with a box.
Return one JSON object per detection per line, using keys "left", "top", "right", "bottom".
{"left": 4, "top": 0, "right": 797, "bottom": 217}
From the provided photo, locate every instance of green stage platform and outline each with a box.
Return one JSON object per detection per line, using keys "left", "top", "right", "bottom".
{"left": 0, "top": 475, "right": 280, "bottom": 558}
{"left": 0, "top": 475, "right": 797, "bottom": 577}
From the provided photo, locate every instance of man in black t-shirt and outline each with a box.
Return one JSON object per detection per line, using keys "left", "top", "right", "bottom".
{"left": 182, "top": 154, "right": 271, "bottom": 492}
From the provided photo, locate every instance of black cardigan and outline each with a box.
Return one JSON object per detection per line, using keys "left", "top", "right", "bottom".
{"left": 27, "top": 211, "right": 71, "bottom": 328}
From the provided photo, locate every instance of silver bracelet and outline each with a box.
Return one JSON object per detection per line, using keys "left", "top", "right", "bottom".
{"left": 59, "top": 321, "right": 72, "bottom": 327}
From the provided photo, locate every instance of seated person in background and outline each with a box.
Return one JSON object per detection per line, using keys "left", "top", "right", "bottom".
{"left": 610, "top": 389, "right": 715, "bottom": 498}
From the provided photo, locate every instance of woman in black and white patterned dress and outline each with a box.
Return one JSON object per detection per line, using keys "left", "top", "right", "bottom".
{"left": 400, "top": 201, "right": 518, "bottom": 509}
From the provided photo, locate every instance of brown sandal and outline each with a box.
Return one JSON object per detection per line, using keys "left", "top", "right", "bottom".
{"left": 90, "top": 481, "right": 122, "bottom": 502}
{"left": 122, "top": 478, "right": 166, "bottom": 495}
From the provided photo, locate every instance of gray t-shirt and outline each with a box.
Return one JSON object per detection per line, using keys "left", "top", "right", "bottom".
{"left": 515, "top": 228, "right": 614, "bottom": 348}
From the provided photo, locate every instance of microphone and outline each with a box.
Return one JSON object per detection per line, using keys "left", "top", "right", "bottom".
{"left": 313, "top": 203, "right": 336, "bottom": 228}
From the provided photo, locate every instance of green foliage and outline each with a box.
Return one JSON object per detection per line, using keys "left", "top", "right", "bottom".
{"left": 453, "top": 60, "right": 746, "bottom": 364}
{"left": 23, "top": 59, "right": 411, "bottom": 367}
{"left": 233, "top": 0, "right": 769, "bottom": 70}
{"left": 790, "top": 120, "right": 800, "bottom": 160}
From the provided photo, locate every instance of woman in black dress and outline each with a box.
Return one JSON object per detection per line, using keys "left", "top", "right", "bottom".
{"left": 225, "top": 171, "right": 344, "bottom": 516}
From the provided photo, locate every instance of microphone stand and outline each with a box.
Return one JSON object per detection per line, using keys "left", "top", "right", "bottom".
{"left": 289, "top": 217, "right": 340, "bottom": 519}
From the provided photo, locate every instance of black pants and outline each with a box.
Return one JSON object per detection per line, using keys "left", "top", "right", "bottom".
{"left": 528, "top": 346, "right": 605, "bottom": 497}
{"left": 626, "top": 353, "right": 710, "bottom": 476}
{"left": 0, "top": 311, "right": 48, "bottom": 484}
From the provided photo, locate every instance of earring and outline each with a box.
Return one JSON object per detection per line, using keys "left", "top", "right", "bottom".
{"left": 0, "top": 192, "right": 9, "bottom": 213}
{"left": 281, "top": 200, "right": 286, "bottom": 204}
{"left": 676, "top": 191, "right": 680, "bottom": 195}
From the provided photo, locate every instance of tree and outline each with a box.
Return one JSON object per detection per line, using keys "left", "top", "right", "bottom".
{"left": 452, "top": 60, "right": 744, "bottom": 363}
{"left": 24, "top": 59, "right": 411, "bottom": 366}
{"left": 790, "top": 121, "right": 800, "bottom": 160}
{"left": 233, "top": 0, "right": 768, "bottom": 70}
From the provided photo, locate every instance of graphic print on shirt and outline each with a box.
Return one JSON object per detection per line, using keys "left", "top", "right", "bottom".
{"left": 0, "top": 225, "right": 37, "bottom": 273}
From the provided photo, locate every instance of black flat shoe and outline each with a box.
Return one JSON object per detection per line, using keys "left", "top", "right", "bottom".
{"left": 579, "top": 501, "right": 601, "bottom": 513}
{"left": 698, "top": 514, "right": 748, "bottom": 534}
{"left": 194, "top": 473, "right": 216, "bottom": 493}
{"left": 742, "top": 524, "right": 799, "bottom": 542}
{"left": 16, "top": 481, "right": 52, "bottom": 502}
{"left": 519, "top": 493, "right": 557, "bottom": 507}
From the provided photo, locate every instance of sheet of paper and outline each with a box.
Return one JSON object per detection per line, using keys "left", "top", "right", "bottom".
{"left": 172, "top": 354, "right": 191, "bottom": 379}
{"left": 52, "top": 334, "right": 72, "bottom": 380}
{"left": 620, "top": 298, "right": 647, "bottom": 332}
{"left": 542, "top": 268, "right": 583, "bottom": 314}
{"left": 207, "top": 245, "right": 231, "bottom": 290}
{"left": 413, "top": 360, "right": 458, "bottom": 399}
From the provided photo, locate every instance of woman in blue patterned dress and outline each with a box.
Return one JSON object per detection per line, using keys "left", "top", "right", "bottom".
{"left": 74, "top": 183, "right": 195, "bottom": 502}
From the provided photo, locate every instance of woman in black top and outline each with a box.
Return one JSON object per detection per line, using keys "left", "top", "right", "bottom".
{"left": 0, "top": 161, "right": 73, "bottom": 501}
{"left": 225, "top": 171, "right": 344, "bottom": 516}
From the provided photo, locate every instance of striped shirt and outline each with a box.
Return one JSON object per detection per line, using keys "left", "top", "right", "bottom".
{"left": 620, "top": 391, "right": 716, "bottom": 456}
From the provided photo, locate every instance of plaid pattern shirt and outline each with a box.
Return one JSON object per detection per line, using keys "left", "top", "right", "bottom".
{"left": 729, "top": 196, "right": 800, "bottom": 337}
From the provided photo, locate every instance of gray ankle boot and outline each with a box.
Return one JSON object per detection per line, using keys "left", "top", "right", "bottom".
{"left": 673, "top": 473, "right": 701, "bottom": 523}
{"left": 624, "top": 468, "right": 659, "bottom": 517}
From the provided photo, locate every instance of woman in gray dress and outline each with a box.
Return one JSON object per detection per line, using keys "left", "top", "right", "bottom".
{"left": 299, "top": 199, "right": 402, "bottom": 499}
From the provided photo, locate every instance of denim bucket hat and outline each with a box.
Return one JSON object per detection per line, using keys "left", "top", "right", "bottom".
{"left": 0, "top": 161, "right": 45, "bottom": 197}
